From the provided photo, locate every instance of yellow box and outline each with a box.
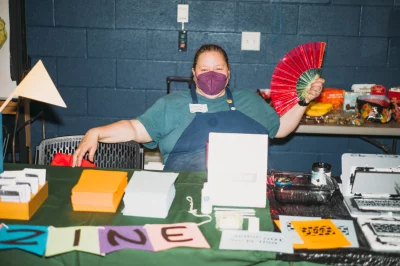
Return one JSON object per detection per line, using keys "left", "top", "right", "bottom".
{"left": 0, "top": 182, "right": 48, "bottom": 220}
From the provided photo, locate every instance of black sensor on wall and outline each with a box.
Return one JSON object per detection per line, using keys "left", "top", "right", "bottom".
{"left": 178, "top": 30, "right": 187, "bottom": 52}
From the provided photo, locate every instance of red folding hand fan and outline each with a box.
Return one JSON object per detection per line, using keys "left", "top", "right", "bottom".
{"left": 270, "top": 42, "right": 326, "bottom": 116}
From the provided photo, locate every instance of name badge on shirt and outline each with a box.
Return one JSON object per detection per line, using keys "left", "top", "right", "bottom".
{"left": 189, "top": 104, "right": 208, "bottom": 113}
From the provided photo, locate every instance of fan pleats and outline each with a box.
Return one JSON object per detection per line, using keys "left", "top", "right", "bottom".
{"left": 270, "top": 42, "right": 326, "bottom": 116}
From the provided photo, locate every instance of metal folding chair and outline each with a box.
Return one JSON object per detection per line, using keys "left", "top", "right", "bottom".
{"left": 166, "top": 76, "right": 193, "bottom": 94}
{"left": 35, "top": 135, "right": 144, "bottom": 169}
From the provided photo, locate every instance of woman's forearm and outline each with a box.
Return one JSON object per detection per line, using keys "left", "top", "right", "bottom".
{"left": 92, "top": 119, "right": 152, "bottom": 143}
{"left": 275, "top": 104, "right": 307, "bottom": 138}
{"left": 275, "top": 78, "right": 325, "bottom": 138}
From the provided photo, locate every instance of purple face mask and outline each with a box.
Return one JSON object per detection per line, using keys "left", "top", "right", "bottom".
{"left": 196, "top": 71, "right": 228, "bottom": 96}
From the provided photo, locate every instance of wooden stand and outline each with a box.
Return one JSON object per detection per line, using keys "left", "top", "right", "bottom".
{"left": 0, "top": 97, "right": 32, "bottom": 163}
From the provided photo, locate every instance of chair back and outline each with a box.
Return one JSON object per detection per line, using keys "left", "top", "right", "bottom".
{"left": 35, "top": 135, "right": 144, "bottom": 169}
{"left": 166, "top": 76, "right": 193, "bottom": 94}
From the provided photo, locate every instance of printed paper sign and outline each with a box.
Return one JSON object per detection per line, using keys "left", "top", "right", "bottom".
{"left": 331, "top": 219, "right": 359, "bottom": 248}
{"left": 144, "top": 222, "right": 210, "bottom": 251}
{"left": 219, "top": 230, "right": 293, "bottom": 254}
{"left": 45, "top": 226, "right": 103, "bottom": 256}
{"left": 0, "top": 225, "right": 48, "bottom": 256}
{"left": 278, "top": 215, "right": 321, "bottom": 244}
{"left": 275, "top": 218, "right": 359, "bottom": 249}
{"left": 98, "top": 226, "right": 154, "bottom": 254}
{"left": 291, "top": 219, "right": 351, "bottom": 249}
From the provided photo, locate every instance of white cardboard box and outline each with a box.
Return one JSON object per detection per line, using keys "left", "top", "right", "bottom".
{"left": 122, "top": 171, "right": 178, "bottom": 218}
{"left": 207, "top": 132, "right": 268, "bottom": 208}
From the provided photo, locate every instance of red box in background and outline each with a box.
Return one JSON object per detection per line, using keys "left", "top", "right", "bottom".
{"left": 371, "top": 85, "right": 387, "bottom": 96}
{"left": 388, "top": 87, "right": 400, "bottom": 104}
{"left": 389, "top": 87, "right": 400, "bottom": 122}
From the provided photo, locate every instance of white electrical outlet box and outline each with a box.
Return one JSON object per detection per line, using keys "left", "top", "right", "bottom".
{"left": 177, "top": 4, "right": 189, "bottom": 23}
{"left": 241, "top": 32, "right": 261, "bottom": 51}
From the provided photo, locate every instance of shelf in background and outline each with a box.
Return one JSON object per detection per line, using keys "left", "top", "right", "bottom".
{"left": 296, "top": 121, "right": 400, "bottom": 136}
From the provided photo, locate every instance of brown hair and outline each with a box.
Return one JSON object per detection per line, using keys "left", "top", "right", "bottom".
{"left": 192, "top": 44, "right": 230, "bottom": 69}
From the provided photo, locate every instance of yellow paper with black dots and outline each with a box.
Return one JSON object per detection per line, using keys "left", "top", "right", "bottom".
{"left": 290, "top": 219, "right": 351, "bottom": 249}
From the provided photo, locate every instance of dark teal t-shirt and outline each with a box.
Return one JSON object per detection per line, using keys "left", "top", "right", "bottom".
{"left": 137, "top": 88, "right": 280, "bottom": 164}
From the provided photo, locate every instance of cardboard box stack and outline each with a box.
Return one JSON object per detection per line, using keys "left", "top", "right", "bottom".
{"left": 71, "top": 170, "right": 128, "bottom": 213}
{"left": 122, "top": 171, "right": 178, "bottom": 218}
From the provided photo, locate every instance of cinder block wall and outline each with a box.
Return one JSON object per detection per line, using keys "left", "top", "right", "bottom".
{"left": 26, "top": 0, "right": 400, "bottom": 176}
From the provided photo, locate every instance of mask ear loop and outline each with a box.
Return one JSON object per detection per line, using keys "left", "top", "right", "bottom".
{"left": 186, "top": 196, "right": 212, "bottom": 226}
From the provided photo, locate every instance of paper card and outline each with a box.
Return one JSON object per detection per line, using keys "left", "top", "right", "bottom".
{"left": 45, "top": 226, "right": 103, "bottom": 257}
{"left": 0, "top": 184, "right": 30, "bottom": 202}
{"left": 0, "top": 170, "right": 24, "bottom": 179}
{"left": 275, "top": 218, "right": 359, "bottom": 248}
{"left": 0, "top": 225, "right": 48, "bottom": 256}
{"left": 278, "top": 215, "right": 321, "bottom": 244}
{"left": 98, "top": 226, "right": 154, "bottom": 254}
{"left": 16, "top": 177, "right": 39, "bottom": 194}
{"left": 0, "top": 179, "right": 16, "bottom": 186}
{"left": 219, "top": 230, "right": 293, "bottom": 254}
{"left": 291, "top": 219, "right": 351, "bottom": 249}
{"left": 0, "top": 189, "right": 19, "bottom": 202}
{"left": 331, "top": 219, "right": 359, "bottom": 248}
{"left": 246, "top": 217, "right": 259, "bottom": 232}
{"left": 23, "top": 168, "right": 46, "bottom": 185}
{"left": 144, "top": 222, "right": 210, "bottom": 252}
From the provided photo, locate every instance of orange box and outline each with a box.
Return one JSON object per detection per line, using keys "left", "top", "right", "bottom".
{"left": 0, "top": 182, "right": 48, "bottom": 220}
{"left": 317, "top": 88, "right": 345, "bottom": 109}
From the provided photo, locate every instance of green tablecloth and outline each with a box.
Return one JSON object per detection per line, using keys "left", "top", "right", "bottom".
{"left": 0, "top": 164, "right": 325, "bottom": 266}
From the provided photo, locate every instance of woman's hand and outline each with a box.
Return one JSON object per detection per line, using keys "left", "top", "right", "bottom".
{"left": 276, "top": 77, "right": 326, "bottom": 138}
{"left": 72, "top": 129, "right": 99, "bottom": 167}
{"left": 305, "top": 78, "right": 325, "bottom": 103}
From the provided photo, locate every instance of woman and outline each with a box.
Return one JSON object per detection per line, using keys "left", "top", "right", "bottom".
{"left": 72, "top": 44, "right": 324, "bottom": 171}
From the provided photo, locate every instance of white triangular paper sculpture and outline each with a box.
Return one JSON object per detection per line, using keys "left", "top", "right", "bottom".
{"left": 13, "top": 60, "right": 66, "bottom": 108}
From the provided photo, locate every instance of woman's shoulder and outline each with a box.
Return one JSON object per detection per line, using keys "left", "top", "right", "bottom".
{"left": 231, "top": 88, "right": 263, "bottom": 101}
{"left": 163, "top": 90, "right": 192, "bottom": 102}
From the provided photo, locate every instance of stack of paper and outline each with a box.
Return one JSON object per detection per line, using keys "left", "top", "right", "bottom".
{"left": 71, "top": 170, "right": 128, "bottom": 213}
{"left": 122, "top": 171, "right": 179, "bottom": 218}
{"left": 0, "top": 168, "right": 47, "bottom": 202}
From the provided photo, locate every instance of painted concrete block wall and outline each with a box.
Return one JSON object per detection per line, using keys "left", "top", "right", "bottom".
{"left": 25, "top": 0, "right": 400, "bottom": 175}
